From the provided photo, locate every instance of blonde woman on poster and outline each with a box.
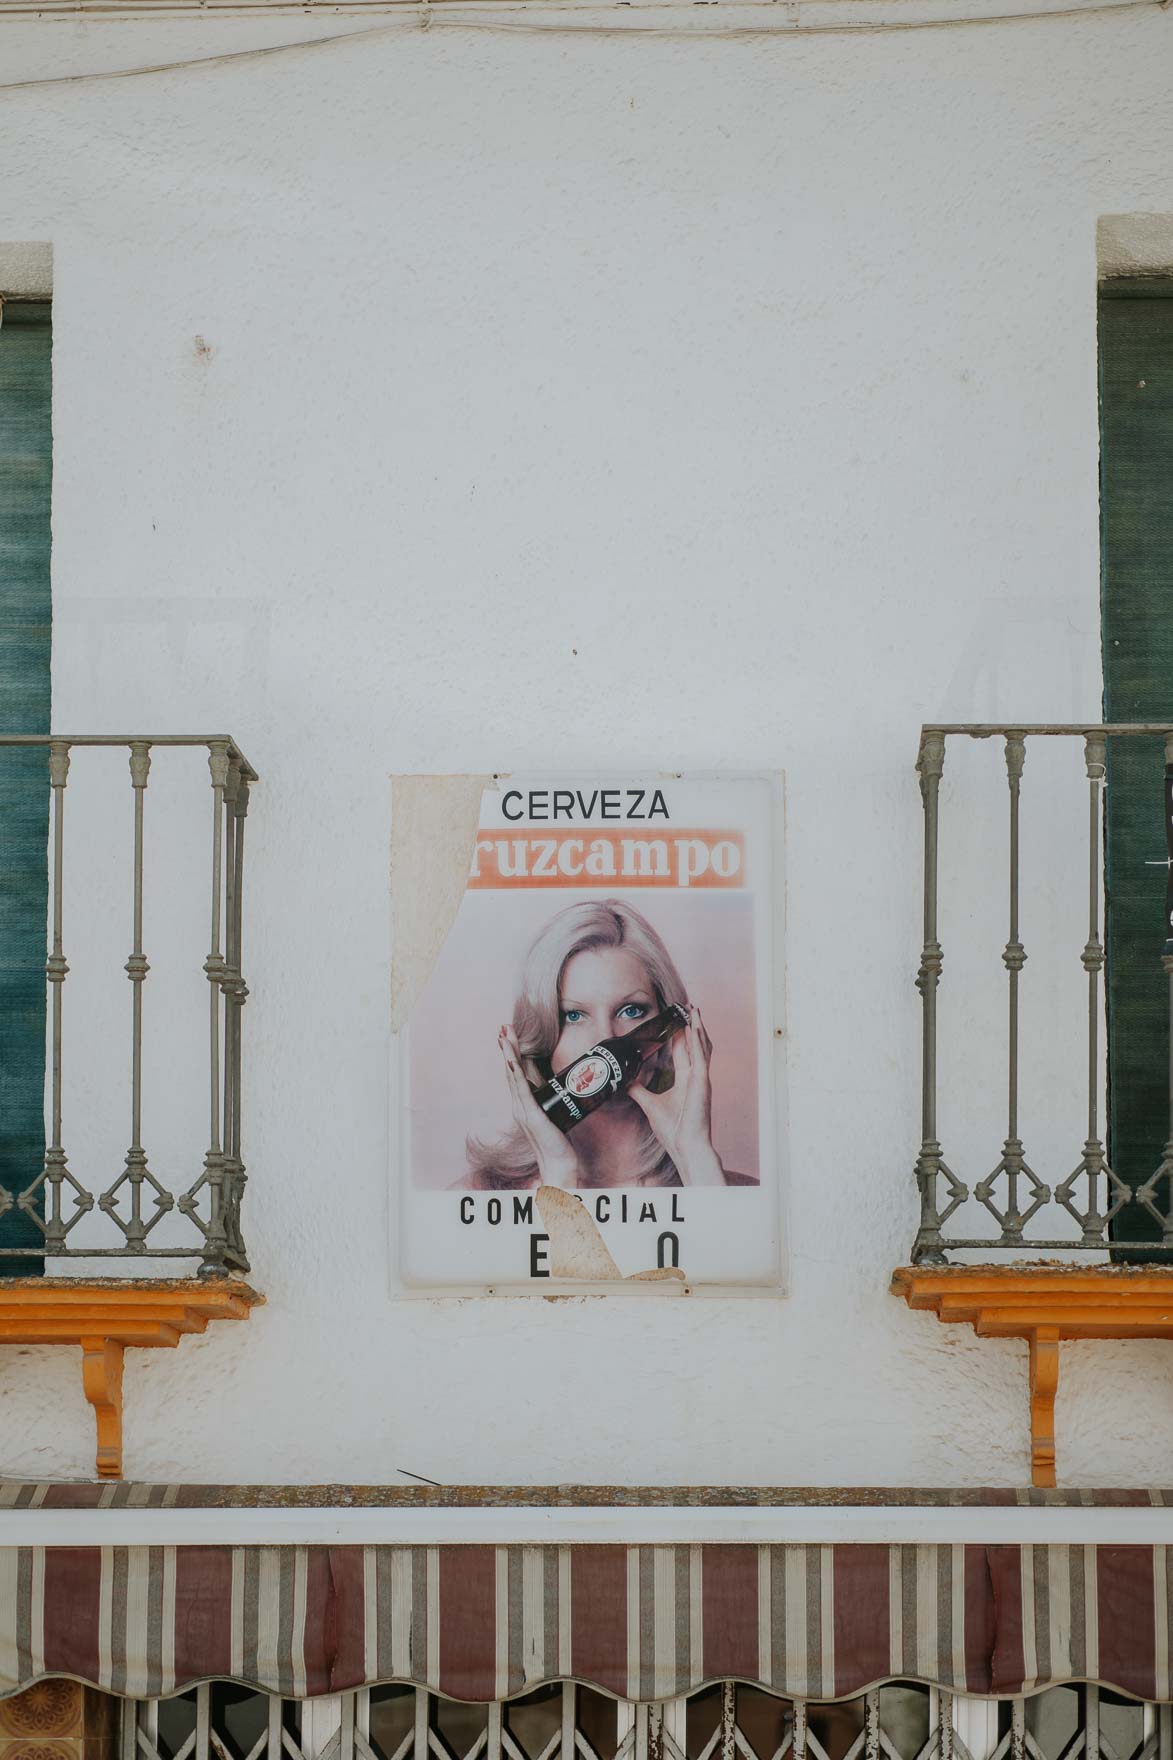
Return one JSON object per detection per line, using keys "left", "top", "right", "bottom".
{"left": 464, "top": 899, "right": 752, "bottom": 1192}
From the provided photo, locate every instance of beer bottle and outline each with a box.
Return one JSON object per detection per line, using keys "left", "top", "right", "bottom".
{"left": 533, "top": 1003, "right": 690, "bottom": 1133}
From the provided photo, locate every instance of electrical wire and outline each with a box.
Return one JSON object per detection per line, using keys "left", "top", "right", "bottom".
{"left": 413, "top": 0, "right": 1167, "bottom": 25}
{"left": 0, "top": 0, "right": 1164, "bottom": 91}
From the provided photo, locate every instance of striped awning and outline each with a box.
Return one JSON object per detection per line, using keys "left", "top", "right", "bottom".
{"left": 0, "top": 1542, "right": 1170, "bottom": 1704}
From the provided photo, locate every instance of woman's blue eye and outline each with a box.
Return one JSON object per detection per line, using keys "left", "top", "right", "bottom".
{"left": 562, "top": 1009, "right": 585, "bottom": 1024}
{"left": 618, "top": 1003, "right": 649, "bottom": 1020}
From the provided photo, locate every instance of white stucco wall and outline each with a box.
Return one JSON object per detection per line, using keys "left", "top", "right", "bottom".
{"left": 1, "top": 0, "right": 1172, "bottom": 1488}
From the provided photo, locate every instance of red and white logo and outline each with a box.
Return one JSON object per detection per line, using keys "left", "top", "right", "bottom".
{"left": 567, "top": 1054, "right": 611, "bottom": 1099}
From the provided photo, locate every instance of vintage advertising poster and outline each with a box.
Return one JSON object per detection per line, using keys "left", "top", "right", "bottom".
{"left": 395, "top": 775, "right": 784, "bottom": 1291}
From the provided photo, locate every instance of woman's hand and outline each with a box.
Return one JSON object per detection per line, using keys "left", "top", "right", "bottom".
{"left": 499, "top": 1025, "right": 583, "bottom": 1189}
{"left": 627, "top": 1005, "right": 727, "bottom": 1186}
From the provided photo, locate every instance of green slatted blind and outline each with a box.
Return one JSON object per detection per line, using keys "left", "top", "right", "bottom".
{"left": 1100, "top": 281, "right": 1173, "bottom": 1253}
{"left": 0, "top": 301, "right": 51, "bottom": 1274}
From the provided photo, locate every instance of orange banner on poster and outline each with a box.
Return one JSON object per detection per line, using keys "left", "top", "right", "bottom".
{"left": 468, "top": 828, "right": 745, "bottom": 890}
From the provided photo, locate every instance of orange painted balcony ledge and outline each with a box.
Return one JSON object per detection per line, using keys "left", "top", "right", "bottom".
{"left": 892, "top": 1263, "right": 1173, "bottom": 1488}
{"left": 0, "top": 1278, "right": 262, "bottom": 1480}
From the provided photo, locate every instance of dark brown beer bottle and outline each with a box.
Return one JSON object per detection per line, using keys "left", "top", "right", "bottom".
{"left": 533, "top": 1003, "right": 690, "bottom": 1133}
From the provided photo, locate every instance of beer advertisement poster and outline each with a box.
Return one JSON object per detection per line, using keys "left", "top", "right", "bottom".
{"left": 395, "top": 775, "right": 785, "bottom": 1291}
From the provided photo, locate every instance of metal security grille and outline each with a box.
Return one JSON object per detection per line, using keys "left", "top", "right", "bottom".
{"left": 0, "top": 734, "right": 256, "bottom": 1273}
{"left": 123, "top": 1682, "right": 1173, "bottom": 1760}
{"left": 911, "top": 723, "right": 1173, "bottom": 1262}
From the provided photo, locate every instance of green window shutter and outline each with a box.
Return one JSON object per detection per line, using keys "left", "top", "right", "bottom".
{"left": 1099, "top": 281, "right": 1173, "bottom": 1253}
{"left": 0, "top": 301, "right": 51, "bottom": 1274}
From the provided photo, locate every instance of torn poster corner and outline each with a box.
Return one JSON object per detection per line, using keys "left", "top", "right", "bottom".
{"left": 390, "top": 774, "right": 493, "bottom": 1034}
{"left": 535, "top": 1186, "right": 687, "bottom": 1284}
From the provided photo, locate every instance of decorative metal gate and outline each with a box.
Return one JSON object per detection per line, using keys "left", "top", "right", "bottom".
{"left": 123, "top": 1682, "right": 1173, "bottom": 1760}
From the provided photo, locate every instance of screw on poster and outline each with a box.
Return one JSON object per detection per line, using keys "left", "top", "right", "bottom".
{"left": 393, "top": 775, "right": 785, "bottom": 1292}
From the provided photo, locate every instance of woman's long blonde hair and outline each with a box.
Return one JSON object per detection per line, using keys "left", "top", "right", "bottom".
{"left": 466, "top": 899, "right": 688, "bottom": 1189}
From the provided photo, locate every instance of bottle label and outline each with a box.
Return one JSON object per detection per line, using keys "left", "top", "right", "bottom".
{"left": 597, "top": 1047, "right": 625, "bottom": 1085}
{"left": 545, "top": 1076, "right": 582, "bottom": 1120}
{"left": 565, "top": 1052, "right": 613, "bottom": 1100}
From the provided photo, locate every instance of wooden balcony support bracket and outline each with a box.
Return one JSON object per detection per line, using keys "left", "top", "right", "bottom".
{"left": 1028, "top": 1328, "right": 1060, "bottom": 1490}
{"left": 892, "top": 1264, "right": 1173, "bottom": 1487}
{"left": 80, "top": 1337, "right": 125, "bottom": 1479}
{"left": 0, "top": 1278, "right": 262, "bottom": 1479}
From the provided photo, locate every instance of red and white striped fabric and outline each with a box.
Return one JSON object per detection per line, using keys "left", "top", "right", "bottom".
{"left": 0, "top": 1543, "right": 1170, "bottom": 1703}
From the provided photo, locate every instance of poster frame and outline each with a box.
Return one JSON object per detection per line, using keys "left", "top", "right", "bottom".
{"left": 387, "top": 769, "right": 789, "bottom": 1300}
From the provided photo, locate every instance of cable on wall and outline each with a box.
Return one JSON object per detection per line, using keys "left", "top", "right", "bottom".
{"left": 0, "top": 0, "right": 1165, "bottom": 92}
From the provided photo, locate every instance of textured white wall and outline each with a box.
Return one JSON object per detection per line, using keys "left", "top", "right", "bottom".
{"left": 1, "top": 3, "right": 1172, "bottom": 1487}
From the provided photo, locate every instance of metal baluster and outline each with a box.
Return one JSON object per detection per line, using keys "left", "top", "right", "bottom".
{"left": 1081, "top": 736, "right": 1110, "bottom": 1241}
{"left": 635, "top": 1705, "right": 650, "bottom": 1760}
{"left": 42, "top": 739, "right": 77, "bottom": 1250}
{"left": 1002, "top": 734, "right": 1028, "bottom": 1239}
{"left": 412, "top": 1692, "right": 429, "bottom": 1760}
{"left": 219, "top": 759, "right": 242, "bottom": 1267}
{"left": 976, "top": 736, "right": 1049, "bottom": 1242}
{"left": 792, "top": 1702, "right": 808, "bottom": 1760}
{"left": 660, "top": 1699, "right": 687, "bottom": 1760}
{"left": 1008, "top": 1701, "right": 1025, "bottom": 1760}
{"left": 222, "top": 759, "right": 238, "bottom": 1178}
{"left": 120, "top": 1699, "right": 138, "bottom": 1760}
{"left": 1057, "top": 736, "right": 1118, "bottom": 1244}
{"left": 1085, "top": 1686, "right": 1100, "bottom": 1760}
{"left": 720, "top": 1684, "right": 737, "bottom": 1760}
{"left": 913, "top": 732, "right": 955, "bottom": 1263}
{"left": 1085, "top": 735, "right": 1108, "bottom": 1234}
{"left": 267, "top": 1694, "right": 283, "bottom": 1760}
{"left": 561, "top": 1685, "right": 576, "bottom": 1760}
{"left": 227, "top": 765, "right": 250, "bottom": 1267}
{"left": 139, "top": 1699, "right": 161, "bottom": 1760}
{"left": 938, "top": 1693, "right": 954, "bottom": 1760}
{"left": 197, "top": 740, "right": 229, "bottom": 1276}
{"left": 863, "top": 1691, "right": 880, "bottom": 1760}
{"left": 122, "top": 741, "right": 152, "bottom": 1249}
{"left": 196, "top": 1684, "right": 212, "bottom": 1760}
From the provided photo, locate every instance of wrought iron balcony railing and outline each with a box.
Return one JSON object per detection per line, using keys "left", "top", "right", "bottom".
{"left": 0, "top": 735, "right": 256, "bottom": 1276}
{"left": 912, "top": 723, "right": 1173, "bottom": 1265}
